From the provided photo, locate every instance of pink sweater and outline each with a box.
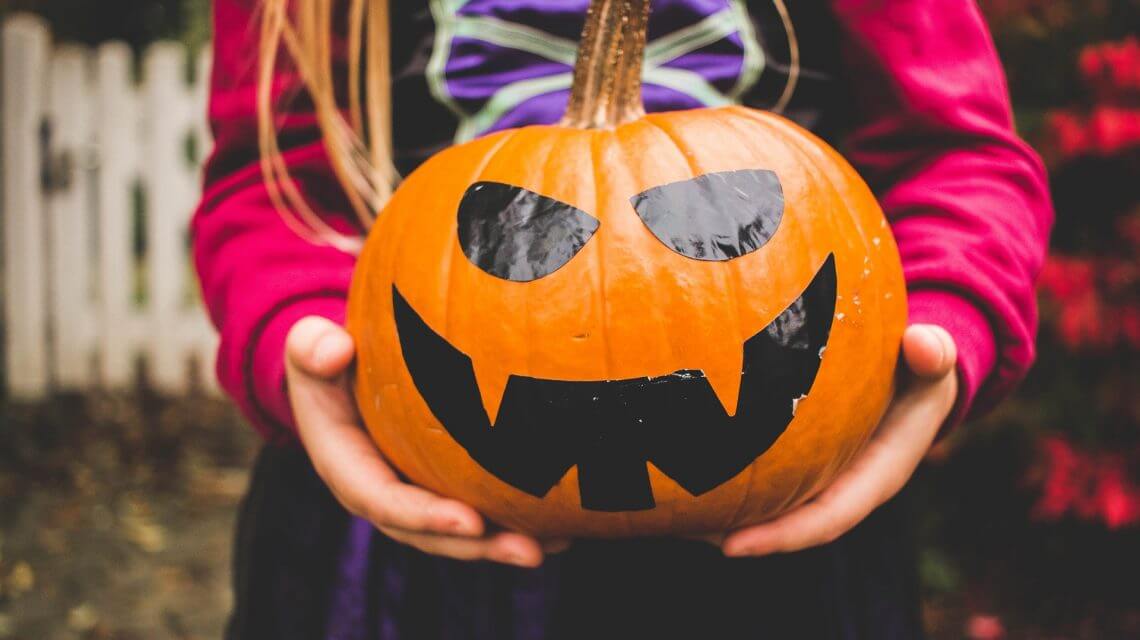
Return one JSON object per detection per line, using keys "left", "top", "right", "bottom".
{"left": 194, "top": 0, "right": 1053, "bottom": 443}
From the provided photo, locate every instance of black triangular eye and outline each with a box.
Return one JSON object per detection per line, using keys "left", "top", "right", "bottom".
{"left": 631, "top": 169, "right": 784, "bottom": 261}
{"left": 458, "top": 182, "right": 600, "bottom": 282}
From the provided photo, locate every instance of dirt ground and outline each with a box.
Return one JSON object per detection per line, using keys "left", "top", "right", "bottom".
{"left": 0, "top": 393, "right": 256, "bottom": 640}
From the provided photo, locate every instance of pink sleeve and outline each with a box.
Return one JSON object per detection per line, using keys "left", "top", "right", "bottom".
{"left": 193, "top": 0, "right": 356, "bottom": 442}
{"left": 834, "top": 0, "right": 1054, "bottom": 425}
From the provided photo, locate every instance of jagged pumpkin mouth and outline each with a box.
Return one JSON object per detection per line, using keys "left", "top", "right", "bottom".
{"left": 392, "top": 255, "right": 837, "bottom": 512}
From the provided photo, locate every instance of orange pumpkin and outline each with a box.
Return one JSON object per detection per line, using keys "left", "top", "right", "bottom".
{"left": 347, "top": 0, "right": 906, "bottom": 537}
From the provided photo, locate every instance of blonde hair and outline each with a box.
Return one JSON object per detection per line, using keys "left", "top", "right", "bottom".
{"left": 257, "top": 0, "right": 392, "bottom": 252}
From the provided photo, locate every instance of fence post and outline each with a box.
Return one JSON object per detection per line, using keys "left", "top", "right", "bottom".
{"left": 189, "top": 49, "right": 220, "bottom": 393}
{"left": 142, "top": 42, "right": 194, "bottom": 394}
{"left": 47, "top": 45, "right": 97, "bottom": 389}
{"left": 3, "top": 17, "right": 223, "bottom": 398}
{"left": 94, "top": 42, "right": 140, "bottom": 389}
{"left": 2, "top": 15, "right": 51, "bottom": 398}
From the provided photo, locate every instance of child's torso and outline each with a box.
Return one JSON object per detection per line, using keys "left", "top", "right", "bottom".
{"left": 388, "top": 0, "right": 850, "bottom": 173}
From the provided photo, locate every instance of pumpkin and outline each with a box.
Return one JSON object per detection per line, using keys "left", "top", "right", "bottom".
{"left": 347, "top": 0, "right": 907, "bottom": 538}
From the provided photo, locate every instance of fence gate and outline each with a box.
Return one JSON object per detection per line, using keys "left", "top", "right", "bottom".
{"left": 2, "top": 14, "right": 219, "bottom": 399}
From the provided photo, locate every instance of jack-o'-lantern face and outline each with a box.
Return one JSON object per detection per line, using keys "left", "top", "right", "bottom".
{"left": 348, "top": 108, "right": 907, "bottom": 538}
{"left": 394, "top": 168, "right": 835, "bottom": 513}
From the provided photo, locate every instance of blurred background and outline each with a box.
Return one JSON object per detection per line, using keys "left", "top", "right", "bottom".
{"left": 0, "top": 0, "right": 1137, "bottom": 638}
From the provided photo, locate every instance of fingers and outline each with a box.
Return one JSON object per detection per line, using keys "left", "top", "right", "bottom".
{"left": 285, "top": 316, "right": 486, "bottom": 534}
{"left": 286, "top": 315, "right": 356, "bottom": 379}
{"left": 381, "top": 528, "right": 547, "bottom": 567}
{"left": 722, "top": 366, "right": 957, "bottom": 557}
{"left": 285, "top": 316, "right": 555, "bottom": 566}
{"left": 304, "top": 414, "right": 559, "bottom": 566}
{"left": 349, "top": 477, "right": 487, "bottom": 537}
{"left": 290, "top": 362, "right": 486, "bottom": 536}
{"left": 713, "top": 323, "right": 958, "bottom": 556}
{"left": 902, "top": 324, "right": 957, "bottom": 379}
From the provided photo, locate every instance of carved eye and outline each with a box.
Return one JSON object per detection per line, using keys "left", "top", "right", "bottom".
{"left": 631, "top": 169, "right": 784, "bottom": 261}
{"left": 458, "top": 182, "right": 600, "bottom": 282}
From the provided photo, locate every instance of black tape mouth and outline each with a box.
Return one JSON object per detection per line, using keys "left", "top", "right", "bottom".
{"left": 392, "top": 254, "right": 837, "bottom": 512}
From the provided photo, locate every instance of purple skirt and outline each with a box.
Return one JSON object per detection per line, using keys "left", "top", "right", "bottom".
{"left": 225, "top": 446, "right": 925, "bottom": 640}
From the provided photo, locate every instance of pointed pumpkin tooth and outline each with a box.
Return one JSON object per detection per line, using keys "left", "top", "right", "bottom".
{"left": 702, "top": 350, "right": 744, "bottom": 417}
{"left": 471, "top": 360, "right": 512, "bottom": 426}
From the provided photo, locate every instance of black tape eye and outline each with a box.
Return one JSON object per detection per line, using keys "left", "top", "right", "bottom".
{"left": 458, "top": 181, "right": 600, "bottom": 282}
{"left": 631, "top": 169, "right": 784, "bottom": 261}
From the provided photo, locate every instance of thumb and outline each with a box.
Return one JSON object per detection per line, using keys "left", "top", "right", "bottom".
{"left": 902, "top": 324, "right": 957, "bottom": 380}
{"left": 286, "top": 316, "right": 356, "bottom": 379}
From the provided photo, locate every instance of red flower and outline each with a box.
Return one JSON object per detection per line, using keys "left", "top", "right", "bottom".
{"left": 1094, "top": 465, "right": 1140, "bottom": 529}
{"left": 1043, "top": 110, "right": 1088, "bottom": 160}
{"left": 967, "top": 614, "right": 1007, "bottom": 640}
{"left": 1079, "top": 37, "right": 1140, "bottom": 98}
{"left": 1039, "top": 256, "right": 1095, "bottom": 301}
{"left": 1040, "top": 253, "right": 1140, "bottom": 350}
{"left": 1043, "top": 107, "right": 1140, "bottom": 162}
{"left": 1030, "top": 437, "right": 1140, "bottom": 529}
{"left": 1032, "top": 436, "right": 1085, "bottom": 520}
{"left": 1087, "top": 107, "right": 1140, "bottom": 155}
{"left": 1058, "top": 288, "right": 1108, "bottom": 349}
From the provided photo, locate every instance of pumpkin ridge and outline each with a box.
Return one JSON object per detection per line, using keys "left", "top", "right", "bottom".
{"left": 729, "top": 107, "right": 877, "bottom": 265}
{"left": 524, "top": 128, "right": 578, "bottom": 381}
{"left": 725, "top": 107, "right": 855, "bottom": 288}
{"left": 426, "top": 130, "right": 520, "bottom": 491}
{"left": 709, "top": 110, "right": 768, "bottom": 524}
{"left": 717, "top": 108, "right": 819, "bottom": 323}
{"left": 821, "top": 144, "right": 908, "bottom": 417}
{"left": 722, "top": 106, "right": 897, "bottom": 511}
{"left": 610, "top": 122, "right": 689, "bottom": 382}
{"left": 704, "top": 114, "right": 760, "bottom": 397}
{"left": 636, "top": 114, "right": 752, "bottom": 381}
{"left": 587, "top": 129, "right": 615, "bottom": 383}
{"left": 639, "top": 113, "right": 702, "bottom": 179}
{"left": 443, "top": 128, "right": 522, "bottom": 338}
{"left": 368, "top": 179, "right": 428, "bottom": 489}
{"left": 723, "top": 436, "right": 760, "bottom": 530}
{"left": 795, "top": 145, "right": 899, "bottom": 456}
{"left": 741, "top": 107, "right": 893, "bottom": 484}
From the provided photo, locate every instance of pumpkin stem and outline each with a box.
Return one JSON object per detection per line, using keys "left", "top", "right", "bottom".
{"left": 561, "top": 0, "right": 649, "bottom": 129}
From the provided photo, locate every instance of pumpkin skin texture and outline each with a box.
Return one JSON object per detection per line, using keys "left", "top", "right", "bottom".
{"left": 347, "top": 106, "right": 907, "bottom": 538}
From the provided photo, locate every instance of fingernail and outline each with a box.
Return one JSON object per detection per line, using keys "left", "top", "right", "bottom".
{"left": 723, "top": 543, "right": 757, "bottom": 558}
{"left": 313, "top": 332, "right": 338, "bottom": 367}
{"left": 445, "top": 517, "right": 475, "bottom": 536}
{"left": 931, "top": 330, "right": 947, "bottom": 370}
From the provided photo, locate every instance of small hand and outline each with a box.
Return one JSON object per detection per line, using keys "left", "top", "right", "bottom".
{"left": 716, "top": 324, "right": 959, "bottom": 557}
{"left": 285, "top": 316, "right": 567, "bottom": 567}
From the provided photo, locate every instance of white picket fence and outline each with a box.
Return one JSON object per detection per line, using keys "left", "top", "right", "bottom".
{"left": 2, "top": 14, "right": 219, "bottom": 399}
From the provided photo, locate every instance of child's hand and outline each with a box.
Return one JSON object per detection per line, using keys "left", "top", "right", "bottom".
{"left": 285, "top": 316, "right": 565, "bottom": 568}
{"left": 714, "top": 324, "right": 959, "bottom": 557}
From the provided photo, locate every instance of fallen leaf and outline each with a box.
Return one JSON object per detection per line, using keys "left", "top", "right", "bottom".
{"left": 7, "top": 561, "right": 34, "bottom": 595}
{"left": 122, "top": 516, "right": 168, "bottom": 553}
{"left": 68, "top": 603, "right": 100, "bottom": 632}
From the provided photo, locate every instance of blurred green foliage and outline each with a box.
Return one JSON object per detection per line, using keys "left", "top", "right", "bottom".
{"left": 1, "top": 0, "right": 208, "bottom": 49}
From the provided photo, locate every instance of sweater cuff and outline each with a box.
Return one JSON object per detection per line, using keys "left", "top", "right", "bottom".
{"left": 906, "top": 289, "right": 998, "bottom": 431}
{"left": 248, "top": 296, "right": 347, "bottom": 443}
